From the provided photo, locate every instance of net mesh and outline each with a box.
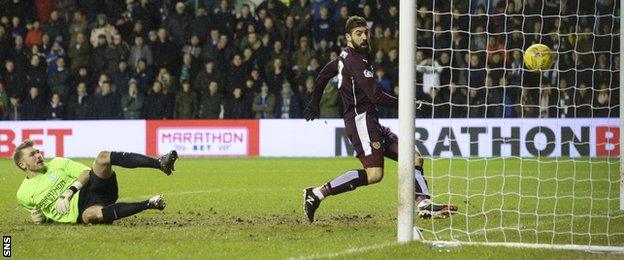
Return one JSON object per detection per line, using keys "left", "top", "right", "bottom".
{"left": 412, "top": 0, "right": 623, "bottom": 247}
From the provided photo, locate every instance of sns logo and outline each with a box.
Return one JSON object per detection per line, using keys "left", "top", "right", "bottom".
{"left": 2, "top": 236, "right": 10, "bottom": 257}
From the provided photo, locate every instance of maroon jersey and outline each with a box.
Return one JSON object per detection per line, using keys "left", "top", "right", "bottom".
{"left": 311, "top": 46, "right": 397, "bottom": 118}
{"left": 311, "top": 47, "right": 398, "bottom": 165}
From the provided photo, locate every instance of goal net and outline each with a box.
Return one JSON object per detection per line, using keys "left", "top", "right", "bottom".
{"left": 409, "top": 0, "right": 623, "bottom": 251}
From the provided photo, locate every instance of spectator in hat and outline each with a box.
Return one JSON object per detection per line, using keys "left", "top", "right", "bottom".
{"left": 90, "top": 13, "right": 119, "bottom": 47}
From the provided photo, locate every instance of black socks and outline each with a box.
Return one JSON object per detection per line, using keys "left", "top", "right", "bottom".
{"left": 101, "top": 201, "right": 149, "bottom": 223}
{"left": 110, "top": 151, "right": 160, "bottom": 169}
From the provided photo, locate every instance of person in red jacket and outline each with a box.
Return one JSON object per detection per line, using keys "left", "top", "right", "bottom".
{"left": 25, "top": 21, "right": 44, "bottom": 48}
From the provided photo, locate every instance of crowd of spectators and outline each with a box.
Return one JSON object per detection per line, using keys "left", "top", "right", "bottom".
{"left": 410, "top": 0, "right": 620, "bottom": 119}
{"left": 0, "top": 0, "right": 619, "bottom": 120}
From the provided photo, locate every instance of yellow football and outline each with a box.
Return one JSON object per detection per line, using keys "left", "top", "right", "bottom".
{"left": 524, "top": 44, "right": 554, "bottom": 71}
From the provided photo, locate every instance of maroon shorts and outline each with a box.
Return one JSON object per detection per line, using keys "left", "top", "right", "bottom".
{"left": 344, "top": 112, "right": 398, "bottom": 168}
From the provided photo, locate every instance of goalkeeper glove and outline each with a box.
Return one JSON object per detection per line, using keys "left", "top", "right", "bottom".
{"left": 31, "top": 209, "right": 46, "bottom": 224}
{"left": 55, "top": 181, "right": 83, "bottom": 214}
{"left": 303, "top": 101, "right": 320, "bottom": 121}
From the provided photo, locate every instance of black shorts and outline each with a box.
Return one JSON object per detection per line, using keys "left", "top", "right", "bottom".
{"left": 76, "top": 170, "right": 119, "bottom": 223}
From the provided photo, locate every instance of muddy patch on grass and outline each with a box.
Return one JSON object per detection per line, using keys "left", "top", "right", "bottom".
{"left": 112, "top": 211, "right": 382, "bottom": 227}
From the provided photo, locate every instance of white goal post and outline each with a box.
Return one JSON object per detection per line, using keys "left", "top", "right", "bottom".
{"left": 397, "top": 0, "right": 417, "bottom": 243}
{"left": 620, "top": 0, "right": 624, "bottom": 213}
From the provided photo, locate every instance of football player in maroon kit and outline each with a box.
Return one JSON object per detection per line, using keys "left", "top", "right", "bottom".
{"left": 302, "top": 16, "right": 457, "bottom": 223}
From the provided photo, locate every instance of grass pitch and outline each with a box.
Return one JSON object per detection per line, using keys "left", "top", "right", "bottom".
{"left": 0, "top": 157, "right": 623, "bottom": 259}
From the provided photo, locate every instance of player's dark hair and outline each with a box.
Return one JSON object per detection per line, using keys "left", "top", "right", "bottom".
{"left": 345, "top": 16, "right": 368, "bottom": 35}
{"left": 13, "top": 139, "right": 35, "bottom": 171}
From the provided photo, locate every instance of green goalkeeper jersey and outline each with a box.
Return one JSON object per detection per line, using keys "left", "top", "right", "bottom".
{"left": 16, "top": 157, "right": 90, "bottom": 223}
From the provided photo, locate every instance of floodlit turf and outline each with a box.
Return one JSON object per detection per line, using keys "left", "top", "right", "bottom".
{"left": 0, "top": 157, "right": 623, "bottom": 259}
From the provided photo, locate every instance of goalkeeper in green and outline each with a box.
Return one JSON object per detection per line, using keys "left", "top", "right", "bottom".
{"left": 14, "top": 139, "right": 178, "bottom": 224}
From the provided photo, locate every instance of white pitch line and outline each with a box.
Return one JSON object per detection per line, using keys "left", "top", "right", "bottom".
{"left": 288, "top": 241, "right": 397, "bottom": 260}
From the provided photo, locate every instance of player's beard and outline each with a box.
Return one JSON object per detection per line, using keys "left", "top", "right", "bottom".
{"left": 353, "top": 40, "right": 370, "bottom": 54}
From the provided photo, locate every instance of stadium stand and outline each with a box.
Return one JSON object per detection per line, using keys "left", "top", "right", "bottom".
{"left": 0, "top": 0, "right": 618, "bottom": 120}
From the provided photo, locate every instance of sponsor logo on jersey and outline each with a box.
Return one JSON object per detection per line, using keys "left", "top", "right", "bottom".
{"left": 38, "top": 179, "right": 67, "bottom": 209}
{"left": 371, "top": 141, "right": 381, "bottom": 150}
